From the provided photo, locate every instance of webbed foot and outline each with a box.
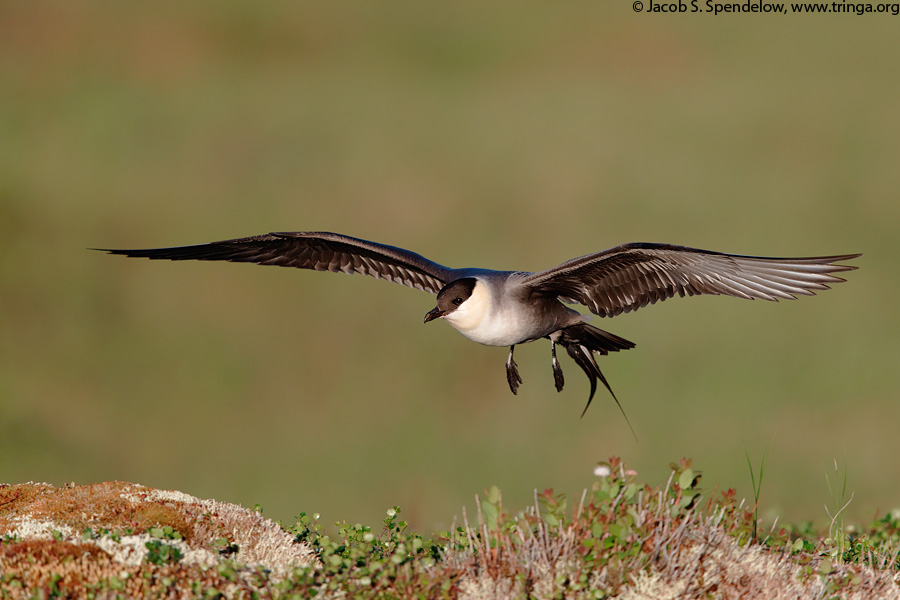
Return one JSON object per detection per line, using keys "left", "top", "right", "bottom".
{"left": 506, "top": 345, "right": 523, "bottom": 394}
{"left": 551, "top": 341, "right": 565, "bottom": 392}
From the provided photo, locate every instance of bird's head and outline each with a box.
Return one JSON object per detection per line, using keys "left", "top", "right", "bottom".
{"left": 424, "top": 278, "right": 478, "bottom": 324}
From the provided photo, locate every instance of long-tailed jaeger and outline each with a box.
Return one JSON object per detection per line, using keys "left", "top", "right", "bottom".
{"left": 97, "top": 233, "right": 859, "bottom": 420}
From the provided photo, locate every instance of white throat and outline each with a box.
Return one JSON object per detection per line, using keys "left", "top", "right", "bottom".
{"left": 442, "top": 279, "right": 492, "bottom": 337}
{"left": 440, "top": 279, "right": 536, "bottom": 347}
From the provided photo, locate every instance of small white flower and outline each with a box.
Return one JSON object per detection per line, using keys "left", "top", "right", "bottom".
{"left": 593, "top": 465, "right": 611, "bottom": 477}
{"left": 386, "top": 508, "right": 396, "bottom": 517}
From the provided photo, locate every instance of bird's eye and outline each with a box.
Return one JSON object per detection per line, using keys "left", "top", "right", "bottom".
{"left": 453, "top": 297, "right": 463, "bottom": 305}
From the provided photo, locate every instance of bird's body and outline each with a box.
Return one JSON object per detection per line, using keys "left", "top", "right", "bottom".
{"left": 97, "top": 232, "right": 859, "bottom": 419}
{"left": 434, "top": 271, "right": 587, "bottom": 346}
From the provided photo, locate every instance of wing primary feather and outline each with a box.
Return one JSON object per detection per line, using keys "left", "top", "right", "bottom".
{"left": 521, "top": 244, "right": 859, "bottom": 317}
{"left": 94, "top": 231, "right": 453, "bottom": 294}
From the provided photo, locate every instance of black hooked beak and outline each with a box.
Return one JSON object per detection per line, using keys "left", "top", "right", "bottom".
{"left": 424, "top": 306, "right": 445, "bottom": 323}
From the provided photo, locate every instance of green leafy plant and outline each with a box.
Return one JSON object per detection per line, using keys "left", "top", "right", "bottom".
{"left": 145, "top": 539, "right": 184, "bottom": 565}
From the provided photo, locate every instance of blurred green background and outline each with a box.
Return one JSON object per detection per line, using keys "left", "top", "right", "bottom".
{"left": 1, "top": 2, "right": 897, "bottom": 533}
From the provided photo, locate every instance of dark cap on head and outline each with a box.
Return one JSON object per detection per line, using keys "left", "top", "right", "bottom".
{"left": 424, "top": 278, "right": 477, "bottom": 323}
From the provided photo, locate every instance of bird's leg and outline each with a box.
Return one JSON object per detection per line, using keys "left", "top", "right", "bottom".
{"left": 551, "top": 341, "right": 565, "bottom": 392}
{"left": 506, "top": 345, "right": 523, "bottom": 394}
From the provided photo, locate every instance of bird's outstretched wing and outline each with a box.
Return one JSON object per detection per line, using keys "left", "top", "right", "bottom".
{"left": 520, "top": 243, "right": 860, "bottom": 317}
{"left": 95, "top": 231, "right": 454, "bottom": 294}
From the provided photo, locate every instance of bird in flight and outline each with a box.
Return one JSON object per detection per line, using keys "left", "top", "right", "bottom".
{"left": 97, "top": 233, "right": 859, "bottom": 422}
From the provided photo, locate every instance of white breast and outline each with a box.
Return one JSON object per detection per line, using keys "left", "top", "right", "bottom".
{"left": 441, "top": 279, "right": 545, "bottom": 346}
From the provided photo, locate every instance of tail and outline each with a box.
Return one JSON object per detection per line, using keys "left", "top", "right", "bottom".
{"left": 555, "top": 324, "right": 637, "bottom": 437}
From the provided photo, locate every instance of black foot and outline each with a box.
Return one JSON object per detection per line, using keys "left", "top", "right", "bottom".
{"left": 551, "top": 342, "right": 565, "bottom": 392}
{"left": 506, "top": 345, "right": 523, "bottom": 394}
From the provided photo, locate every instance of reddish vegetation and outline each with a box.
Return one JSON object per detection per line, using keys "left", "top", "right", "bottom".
{"left": 0, "top": 481, "right": 314, "bottom": 598}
